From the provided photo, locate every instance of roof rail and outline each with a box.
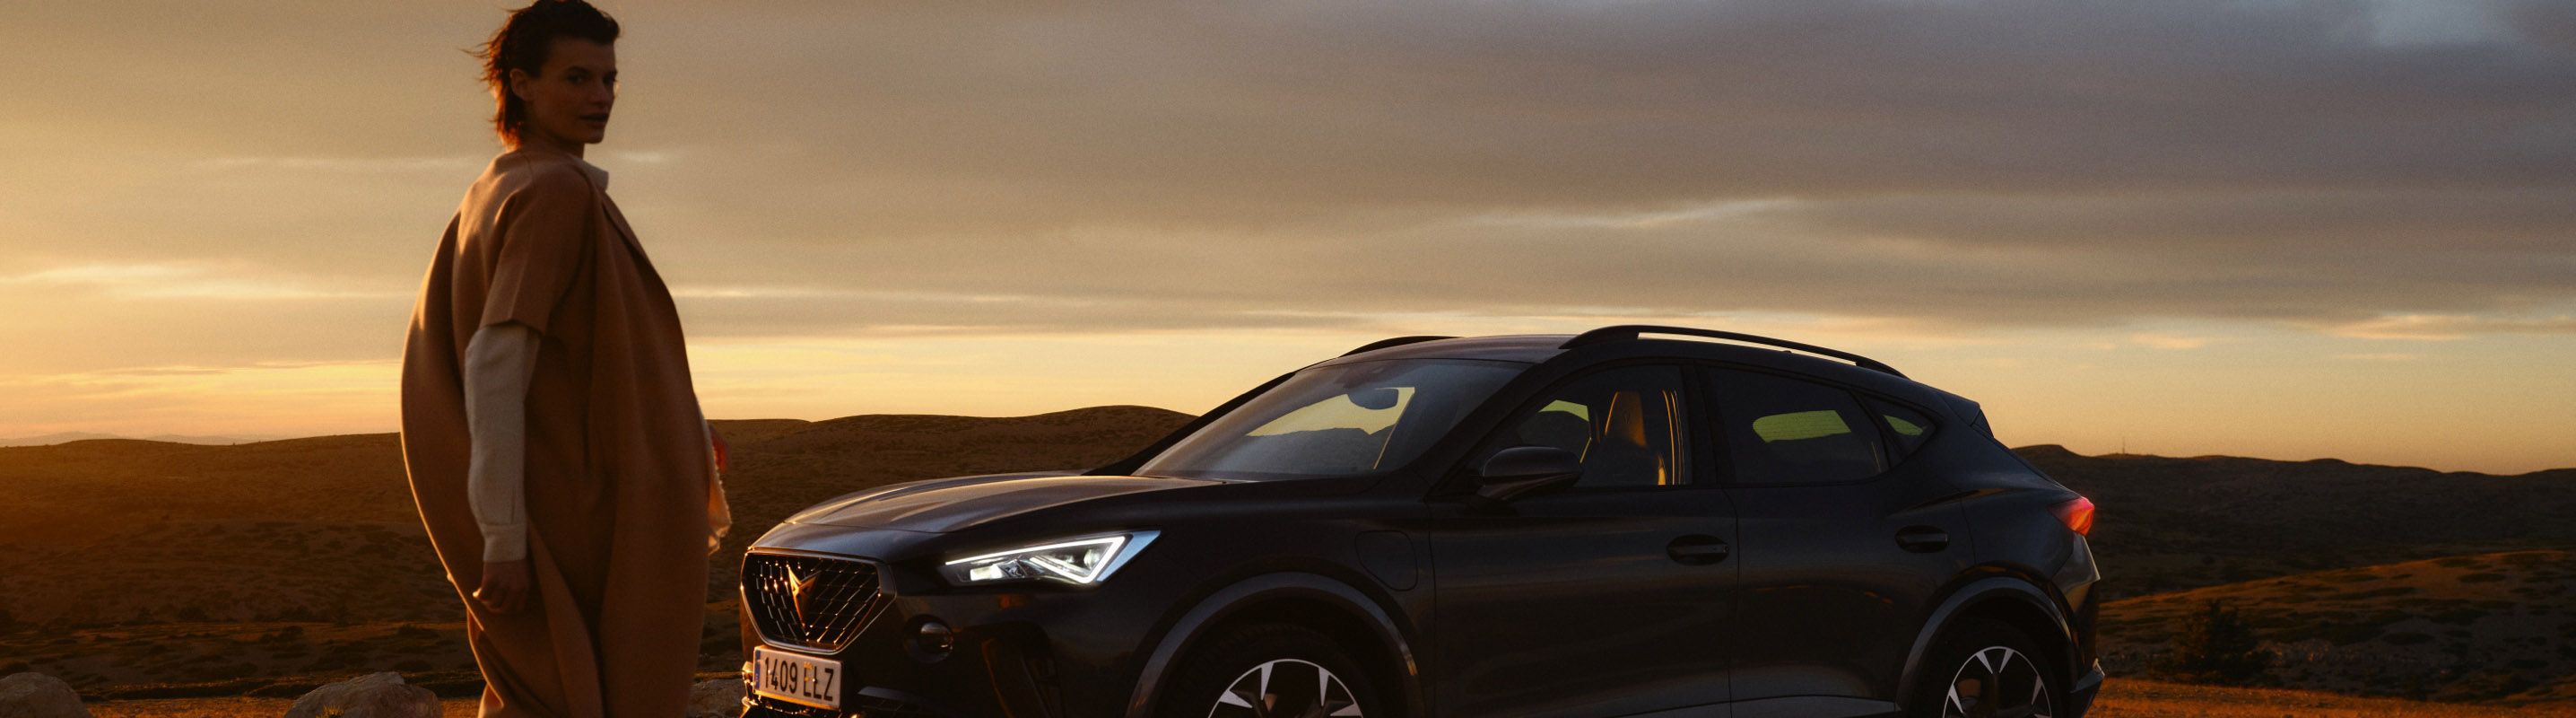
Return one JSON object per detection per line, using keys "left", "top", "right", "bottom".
{"left": 1340, "top": 336, "right": 1457, "bottom": 357}
{"left": 1561, "top": 325, "right": 1906, "bottom": 378}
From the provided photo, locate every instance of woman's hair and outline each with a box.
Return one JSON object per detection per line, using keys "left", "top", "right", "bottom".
{"left": 475, "top": 0, "right": 621, "bottom": 147}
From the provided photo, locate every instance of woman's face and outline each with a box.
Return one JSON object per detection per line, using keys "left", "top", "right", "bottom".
{"left": 509, "top": 37, "right": 617, "bottom": 150}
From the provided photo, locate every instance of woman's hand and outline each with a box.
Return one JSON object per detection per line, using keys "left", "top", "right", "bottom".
{"left": 475, "top": 559, "right": 532, "bottom": 614}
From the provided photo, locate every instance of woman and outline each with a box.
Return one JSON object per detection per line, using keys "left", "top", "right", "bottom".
{"left": 399, "top": 2, "right": 730, "bottom": 715}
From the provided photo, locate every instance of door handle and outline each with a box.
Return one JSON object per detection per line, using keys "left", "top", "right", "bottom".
{"left": 1667, "top": 535, "right": 1730, "bottom": 565}
{"left": 1895, "top": 526, "right": 1950, "bottom": 553}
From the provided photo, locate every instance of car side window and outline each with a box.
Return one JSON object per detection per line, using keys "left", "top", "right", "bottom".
{"left": 1486, "top": 365, "right": 1693, "bottom": 489}
{"left": 1704, "top": 368, "right": 1886, "bottom": 485}
{"left": 1866, "top": 397, "right": 1938, "bottom": 459}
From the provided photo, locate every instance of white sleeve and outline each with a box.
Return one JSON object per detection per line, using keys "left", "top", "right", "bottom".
{"left": 464, "top": 322, "right": 543, "bottom": 563}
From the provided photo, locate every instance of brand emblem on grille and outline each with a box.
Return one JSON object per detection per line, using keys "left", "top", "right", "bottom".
{"left": 786, "top": 566, "right": 817, "bottom": 625}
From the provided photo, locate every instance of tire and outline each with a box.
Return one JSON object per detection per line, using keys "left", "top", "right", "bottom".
{"left": 1158, "top": 623, "right": 1387, "bottom": 718}
{"left": 1908, "top": 617, "right": 2062, "bottom": 718}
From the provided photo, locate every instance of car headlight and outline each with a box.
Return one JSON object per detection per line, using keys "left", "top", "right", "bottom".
{"left": 939, "top": 530, "right": 1160, "bottom": 586}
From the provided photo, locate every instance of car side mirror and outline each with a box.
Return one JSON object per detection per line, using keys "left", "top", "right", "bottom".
{"left": 1475, "top": 446, "right": 1582, "bottom": 503}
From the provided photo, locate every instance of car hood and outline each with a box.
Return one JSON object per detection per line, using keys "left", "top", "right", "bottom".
{"left": 784, "top": 471, "right": 1227, "bottom": 532}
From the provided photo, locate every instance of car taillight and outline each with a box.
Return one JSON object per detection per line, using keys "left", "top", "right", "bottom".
{"left": 2052, "top": 496, "right": 2095, "bottom": 537}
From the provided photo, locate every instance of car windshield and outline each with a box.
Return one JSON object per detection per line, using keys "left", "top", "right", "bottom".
{"left": 1137, "top": 359, "right": 1526, "bottom": 481}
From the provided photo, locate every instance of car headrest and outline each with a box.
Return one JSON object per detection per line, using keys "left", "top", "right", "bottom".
{"left": 1602, "top": 390, "right": 1649, "bottom": 448}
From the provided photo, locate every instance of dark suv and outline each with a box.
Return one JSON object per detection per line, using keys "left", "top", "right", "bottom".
{"left": 736, "top": 326, "right": 2102, "bottom": 718}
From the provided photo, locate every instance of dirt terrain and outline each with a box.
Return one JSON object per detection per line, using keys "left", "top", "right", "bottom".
{"left": 79, "top": 679, "right": 2576, "bottom": 717}
{"left": 2089, "top": 679, "right": 2576, "bottom": 717}
{"left": 2099, "top": 550, "right": 2576, "bottom": 705}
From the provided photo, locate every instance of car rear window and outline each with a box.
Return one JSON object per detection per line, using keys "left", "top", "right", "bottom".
{"left": 1866, "top": 397, "right": 1938, "bottom": 458}
{"left": 1703, "top": 368, "right": 1887, "bottom": 485}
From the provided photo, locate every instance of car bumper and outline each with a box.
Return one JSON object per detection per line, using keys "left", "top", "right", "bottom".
{"left": 735, "top": 533, "right": 1173, "bottom": 717}
{"left": 746, "top": 606, "right": 1091, "bottom": 717}
{"left": 2065, "top": 659, "right": 2105, "bottom": 718}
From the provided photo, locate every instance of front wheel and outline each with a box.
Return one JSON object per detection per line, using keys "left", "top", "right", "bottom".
{"left": 1910, "top": 617, "right": 2060, "bottom": 718}
{"left": 1159, "top": 624, "right": 1384, "bottom": 718}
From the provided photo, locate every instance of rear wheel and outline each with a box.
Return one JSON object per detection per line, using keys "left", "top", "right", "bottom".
{"left": 1160, "top": 623, "right": 1383, "bottom": 718}
{"left": 1910, "top": 618, "right": 2059, "bottom": 718}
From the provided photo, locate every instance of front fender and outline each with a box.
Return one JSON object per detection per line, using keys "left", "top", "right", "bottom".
{"left": 1123, "top": 572, "right": 1427, "bottom": 718}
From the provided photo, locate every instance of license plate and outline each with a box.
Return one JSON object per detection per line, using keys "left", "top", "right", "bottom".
{"left": 751, "top": 646, "right": 843, "bottom": 710}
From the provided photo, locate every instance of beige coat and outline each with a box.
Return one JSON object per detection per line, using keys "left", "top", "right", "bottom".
{"left": 400, "top": 146, "right": 719, "bottom": 717}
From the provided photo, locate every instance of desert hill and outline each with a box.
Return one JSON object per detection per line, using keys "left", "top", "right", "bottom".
{"left": 2015, "top": 446, "right": 2576, "bottom": 600}
{"left": 0, "top": 405, "right": 1192, "bottom": 693}
{"left": 0, "top": 433, "right": 278, "bottom": 448}
{"left": 3, "top": 410, "right": 2572, "bottom": 705}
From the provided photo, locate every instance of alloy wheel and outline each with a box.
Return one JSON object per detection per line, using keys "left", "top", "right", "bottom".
{"left": 1942, "top": 645, "right": 2053, "bottom": 718}
{"left": 1205, "top": 658, "right": 1363, "bottom": 718}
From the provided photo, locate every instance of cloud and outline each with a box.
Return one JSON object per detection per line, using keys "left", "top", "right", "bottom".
{"left": 2326, "top": 312, "right": 2576, "bottom": 340}
{"left": 4, "top": 0, "right": 2575, "bottom": 346}
{"left": 187, "top": 156, "right": 483, "bottom": 173}
{"left": 0, "top": 262, "right": 412, "bottom": 377}
{"left": 0, "top": 263, "right": 404, "bottom": 301}
{"left": 1465, "top": 198, "right": 1805, "bottom": 230}
{"left": 603, "top": 0, "right": 2576, "bottom": 337}
{"left": 2129, "top": 334, "right": 2212, "bottom": 350}
{"left": 2510, "top": 0, "right": 2576, "bottom": 51}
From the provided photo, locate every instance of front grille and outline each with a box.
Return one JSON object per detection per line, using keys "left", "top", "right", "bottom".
{"left": 743, "top": 551, "right": 892, "bottom": 652}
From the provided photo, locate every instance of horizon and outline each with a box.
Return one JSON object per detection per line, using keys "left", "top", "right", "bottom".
{"left": 4, "top": 402, "right": 2568, "bottom": 477}
{"left": 4, "top": 2, "right": 2573, "bottom": 474}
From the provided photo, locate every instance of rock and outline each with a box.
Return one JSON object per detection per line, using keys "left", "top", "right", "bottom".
{"left": 0, "top": 672, "right": 90, "bottom": 718}
{"left": 686, "top": 678, "right": 747, "bottom": 718}
{"left": 283, "top": 672, "right": 437, "bottom": 718}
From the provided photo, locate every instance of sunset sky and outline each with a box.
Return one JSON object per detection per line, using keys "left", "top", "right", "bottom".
{"left": 3, "top": 1, "right": 2571, "bottom": 473}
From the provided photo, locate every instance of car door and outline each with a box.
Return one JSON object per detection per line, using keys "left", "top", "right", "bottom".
{"left": 1428, "top": 363, "right": 1738, "bottom": 717}
{"left": 1700, "top": 366, "right": 1974, "bottom": 711}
